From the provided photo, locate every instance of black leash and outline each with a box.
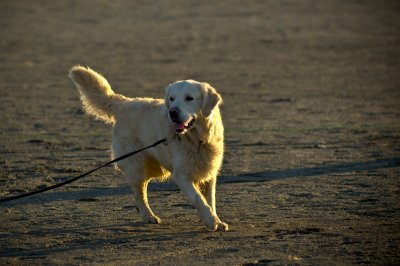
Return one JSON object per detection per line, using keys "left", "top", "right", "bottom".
{"left": 0, "top": 138, "right": 167, "bottom": 203}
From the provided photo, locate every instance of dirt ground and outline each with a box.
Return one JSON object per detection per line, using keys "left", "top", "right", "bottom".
{"left": 1, "top": 0, "right": 400, "bottom": 265}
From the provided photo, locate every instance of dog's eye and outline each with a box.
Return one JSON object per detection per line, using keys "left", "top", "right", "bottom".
{"left": 169, "top": 96, "right": 175, "bottom": 102}
{"left": 185, "top": 95, "right": 194, "bottom": 101}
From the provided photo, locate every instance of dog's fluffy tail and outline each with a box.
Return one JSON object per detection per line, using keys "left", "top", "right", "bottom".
{"left": 69, "top": 65, "right": 128, "bottom": 124}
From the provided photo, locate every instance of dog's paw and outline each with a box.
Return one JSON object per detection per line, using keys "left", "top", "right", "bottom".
{"left": 199, "top": 208, "right": 218, "bottom": 231}
{"left": 143, "top": 215, "right": 161, "bottom": 224}
{"left": 203, "top": 219, "right": 228, "bottom": 232}
{"left": 204, "top": 220, "right": 218, "bottom": 231}
{"left": 217, "top": 221, "right": 229, "bottom": 231}
{"left": 201, "top": 214, "right": 230, "bottom": 232}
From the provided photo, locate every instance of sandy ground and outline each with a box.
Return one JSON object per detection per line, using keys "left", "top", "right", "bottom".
{"left": 1, "top": 0, "right": 400, "bottom": 265}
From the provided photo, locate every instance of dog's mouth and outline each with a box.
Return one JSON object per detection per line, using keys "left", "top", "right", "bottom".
{"left": 173, "top": 117, "right": 195, "bottom": 134}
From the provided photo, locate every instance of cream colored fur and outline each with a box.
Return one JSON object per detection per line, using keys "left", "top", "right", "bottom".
{"left": 69, "top": 66, "right": 228, "bottom": 231}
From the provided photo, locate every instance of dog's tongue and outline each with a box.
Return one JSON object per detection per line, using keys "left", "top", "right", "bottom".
{"left": 175, "top": 123, "right": 185, "bottom": 130}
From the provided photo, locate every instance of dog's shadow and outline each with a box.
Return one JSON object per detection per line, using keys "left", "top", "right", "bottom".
{"left": 1, "top": 157, "right": 399, "bottom": 258}
{"left": 3, "top": 157, "right": 399, "bottom": 207}
{"left": 0, "top": 223, "right": 209, "bottom": 259}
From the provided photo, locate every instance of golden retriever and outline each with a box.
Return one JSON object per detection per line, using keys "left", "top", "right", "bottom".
{"left": 69, "top": 66, "right": 228, "bottom": 231}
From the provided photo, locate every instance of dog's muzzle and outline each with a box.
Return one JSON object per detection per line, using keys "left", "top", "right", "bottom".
{"left": 169, "top": 108, "right": 195, "bottom": 134}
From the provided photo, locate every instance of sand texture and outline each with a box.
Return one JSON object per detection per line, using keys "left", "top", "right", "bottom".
{"left": 1, "top": 0, "right": 400, "bottom": 265}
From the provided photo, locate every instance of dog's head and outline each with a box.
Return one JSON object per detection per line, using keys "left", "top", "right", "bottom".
{"left": 165, "top": 80, "right": 222, "bottom": 134}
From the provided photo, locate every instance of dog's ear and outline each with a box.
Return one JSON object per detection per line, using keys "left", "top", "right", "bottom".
{"left": 201, "top": 83, "right": 222, "bottom": 117}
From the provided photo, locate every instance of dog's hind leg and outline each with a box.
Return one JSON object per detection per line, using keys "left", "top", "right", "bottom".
{"left": 130, "top": 176, "right": 161, "bottom": 224}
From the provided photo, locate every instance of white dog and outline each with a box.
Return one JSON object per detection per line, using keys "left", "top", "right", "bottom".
{"left": 69, "top": 66, "right": 228, "bottom": 231}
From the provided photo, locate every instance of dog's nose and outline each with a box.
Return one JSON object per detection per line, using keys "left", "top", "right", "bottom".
{"left": 169, "top": 107, "right": 180, "bottom": 120}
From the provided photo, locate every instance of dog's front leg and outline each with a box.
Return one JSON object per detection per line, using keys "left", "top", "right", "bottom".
{"left": 201, "top": 178, "right": 229, "bottom": 231}
{"left": 201, "top": 178, "right": 217, "bottom": 212}
{"left": 174, "top": 175, "right": 228, "bottom": 231}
